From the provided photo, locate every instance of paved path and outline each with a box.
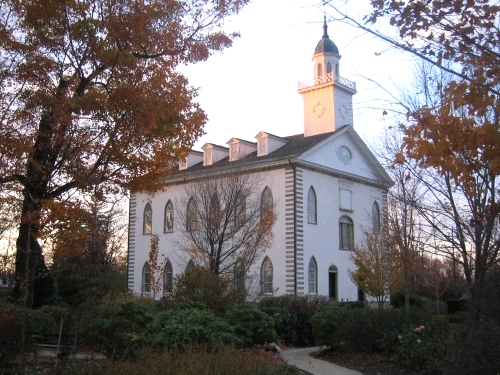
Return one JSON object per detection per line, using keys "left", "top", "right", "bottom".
{"left": 282, "top": 347, "right": 362, "bottom": 375}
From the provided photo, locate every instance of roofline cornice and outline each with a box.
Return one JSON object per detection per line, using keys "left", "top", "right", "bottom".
{"left": 161, "top": 158, "right": 295, "bottom": 186}
{"left": 295, "top": 160, "right": 394, "bottom": 189}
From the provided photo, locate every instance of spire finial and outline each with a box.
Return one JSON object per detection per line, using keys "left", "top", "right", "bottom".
{"left": 322, "top": 15, "right": 329, "bottom": 38}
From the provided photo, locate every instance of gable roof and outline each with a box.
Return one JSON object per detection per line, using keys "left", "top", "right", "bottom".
{"left": 163, "top": 126, "right": 393, "bottom": 189}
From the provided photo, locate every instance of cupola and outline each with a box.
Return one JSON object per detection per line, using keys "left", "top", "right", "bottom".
{"left": 298, "top": 18, "right": 356, "bottom": 137}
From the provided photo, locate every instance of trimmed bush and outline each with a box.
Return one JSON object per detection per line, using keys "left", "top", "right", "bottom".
{"left": 144, "top": 306, "right": 238, "bottom": 351}
{"left": 225, "top": 304, "right": 277, "bottom": 346}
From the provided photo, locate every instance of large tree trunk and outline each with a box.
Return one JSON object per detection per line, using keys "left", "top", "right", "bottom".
{"left": 13, "top": 192, "right": 54, "bottom": 308}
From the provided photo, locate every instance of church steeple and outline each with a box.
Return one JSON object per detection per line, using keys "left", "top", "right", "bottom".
{"left": 298, "top": 19, "right": 356, "bottom": 137}
{"left": 322, "top": 15, "right": 328, "bottom": 38}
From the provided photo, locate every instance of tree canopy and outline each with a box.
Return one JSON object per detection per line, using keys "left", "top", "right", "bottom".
{"left": 0, "top": 0, "right": 249, "bottom": 307}
{"left": 331, "top": 0, "right": 500, "bottom": 316}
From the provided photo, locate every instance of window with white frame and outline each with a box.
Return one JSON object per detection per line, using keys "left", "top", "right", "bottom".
{"left": 308, "top": 187, "right": 317, "bottom": 224}
{"left": 142, "top": 262, "right": 151, "bottom": 294}
{"left": 164, "top": 200, "right": 174, "bottom": 233}
{"left": 143, "top": 203, "right": 152, "bottom": 234}
{"left": 339, "top": 215, "right": 354, "bottom": 250}
{"left": 308, "top": 257, "right": 318, "bottom": 294}
{"left": 261, "top": 257, "right": 273, "bottom": 294}
{"left": 163, "top": 260, "right": 173, "bottom": 294}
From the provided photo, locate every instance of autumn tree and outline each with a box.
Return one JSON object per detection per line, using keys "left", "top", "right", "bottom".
{"left": 0, "top": 0, "right": 249, "bottom": 307}
{"left": 51, "top": 197, "right": 128, "bottom": 306}
{"left": 349, "top": 227, "right": 398, "bottom": 308}
{"left": 176, "top": 173, "right": 276, "bottom": 288}
{"left": 327, "top": 1, "right": 500, "bottom": 317}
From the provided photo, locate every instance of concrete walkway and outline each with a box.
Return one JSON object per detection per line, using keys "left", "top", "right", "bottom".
{"left": 282, "top": 347, "right": 362, "bottom": 375}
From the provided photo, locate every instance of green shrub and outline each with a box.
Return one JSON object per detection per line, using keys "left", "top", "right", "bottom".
{"left": 144, "top": 306, "right": 238, "bottom": 351}
{"left": 259, "top": 307, "right": 291, "bottom": 338}
{"left": 258, "top": 295, "right": 329, "bottom": 346}
{"left": 394, "top": 320, "right": 449, "bottom": 374}
{"left": 225, "top": 304, "right": 277, "bottom": 346}
{"left": 391, "top": 292, "right": 432, "bottom": 309}
{"left": 312, "top": 304, "right": 447, "bottom": 357}
{"left": 81, "top": 301, "right": 153, "bottom": 358}
{"left": 26, "top": 308, "right": 58, "bottom": 336}
{"left": 167, "top": 268, "right": 242, "bottom": 316}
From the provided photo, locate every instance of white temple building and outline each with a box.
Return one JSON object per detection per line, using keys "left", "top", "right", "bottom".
{"left": 127, "top": 19, "right": 393, "bottom": 301}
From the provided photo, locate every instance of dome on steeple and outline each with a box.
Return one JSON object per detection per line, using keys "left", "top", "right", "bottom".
{"left": 314, "top": 16, "right": 339, "bottom": 55}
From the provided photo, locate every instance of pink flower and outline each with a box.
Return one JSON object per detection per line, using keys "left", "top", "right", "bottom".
{"left": 417, "top": 339, "right": 421, "bottom": 344}
{"left": 398, "top": 335, "right": 402, "bottom": 341}
{"left": 415, "top": 327, "right": 421, "bottom": 333}
{"left": 420, "top": 325, "right": 425, "bottom": 330}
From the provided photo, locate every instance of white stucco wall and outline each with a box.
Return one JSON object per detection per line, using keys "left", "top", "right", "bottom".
{"left": 300, "top": 167, "right": 385, "bottom": 302}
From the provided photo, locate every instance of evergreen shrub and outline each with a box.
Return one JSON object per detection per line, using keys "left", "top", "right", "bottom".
{"left": 144, "top": 306, "right": 238, "bottom": 351}
{"left": 81, "top": 301, "right": 153, "bottom": 358}
{"left": 225, "top": 304, "right": 277, "bottom": 346}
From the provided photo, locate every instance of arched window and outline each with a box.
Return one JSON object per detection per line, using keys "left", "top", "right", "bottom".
{"left": 143, "top": 203, "right": 152, "bottom": 234}
{"left": 317, "top": 63, "right": 323, "bottom": 77}
{"left": 326, "top": 62, "right": 332, "bottom": 74}
{"left": 260, "top": 187, "right": 273, "bottom": 222}
{"left": 308, "top": 187, "right": 317, "bottom": 224}
{"left": 335, "top": 63, "right": 339, "bottom": 75}
{"left": 234, "top": 191, "right": 246, "bottom": 227}
{"left": 372, "top": 201, "right": 380, "bottom": 234}
{"left": 164, "top": 200, "right": 174, "bottom": 233}
{"left": 261, "top": 257, "right": 273, "bottom": 295}
{"left": 339, "top": 216, "right": 354, "bottom": 250}
{"left": 209, "top": 194, "right": 220, "bottom": 230}
{"left": 234, "top": 259, "right": 245, "bottom": 295}
{"left": 142, "top": 262, "right": 151, "bottom": 294}
{"left": 187, "top": 197, "right": 197, "bottom": 231}
{"left": 163, "top": 260, "right": 173, "bottom": 294}
{"left": 308, "top": 257, "right": 318, "bottom": 294}
{"left": 186, "top": 259, "right": 195, "bottom": 272}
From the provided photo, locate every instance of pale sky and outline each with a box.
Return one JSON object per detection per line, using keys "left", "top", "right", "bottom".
{"left": 182, "top": 0, "right": 415, "bottom": 151}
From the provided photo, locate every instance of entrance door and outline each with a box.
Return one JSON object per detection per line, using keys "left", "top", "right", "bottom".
{"left": 329, "top": 271, "right": 337, "bottom": 300}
